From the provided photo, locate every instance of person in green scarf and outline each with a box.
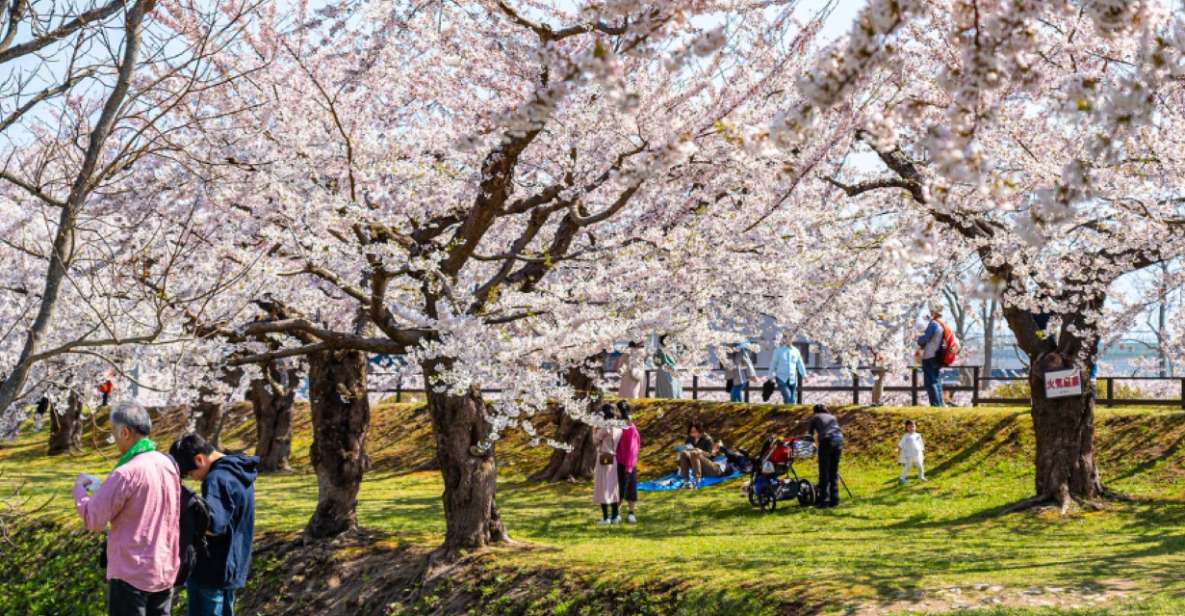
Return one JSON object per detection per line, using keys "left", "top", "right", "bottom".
{"left": 74, "top": 401, "right": 181, "bottom": 616}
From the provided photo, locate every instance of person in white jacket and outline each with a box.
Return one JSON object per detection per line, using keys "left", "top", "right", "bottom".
{"left": 897, "top": 419, "right": 926, "bottom": 484}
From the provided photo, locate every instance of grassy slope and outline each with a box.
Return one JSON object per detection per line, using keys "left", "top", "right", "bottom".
{"left": 4, "top": 400, "right": 1185, "bottom": 615}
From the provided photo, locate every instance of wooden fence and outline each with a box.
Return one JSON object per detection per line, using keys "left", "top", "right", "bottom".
{"left": 371, "top": 364, "right": 1185, "bottom": 408}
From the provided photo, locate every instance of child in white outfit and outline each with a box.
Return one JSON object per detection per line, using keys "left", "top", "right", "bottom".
{"left": 897, "top": 419, "right": 925, "bottom": 483}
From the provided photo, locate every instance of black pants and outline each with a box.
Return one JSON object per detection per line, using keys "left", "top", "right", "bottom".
{"left": 108, "top": 579, "right": 172, "bottom": 616}
{"left": 817, "top": 440, "right": 843, "bottom": 507}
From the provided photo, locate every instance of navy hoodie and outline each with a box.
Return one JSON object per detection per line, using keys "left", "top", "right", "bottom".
{"left": 195, "top": 454, "right": 258, "bottom": 589}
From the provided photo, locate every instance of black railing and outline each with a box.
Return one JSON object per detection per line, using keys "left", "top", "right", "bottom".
{"left": 369, "top": 365, "right": 1185, "bottom": 408}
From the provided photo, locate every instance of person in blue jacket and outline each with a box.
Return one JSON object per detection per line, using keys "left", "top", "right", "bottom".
{"left": 169, "top": 434, "right": 258, "bottom": 616}
{"left": 768, "top": 332, "right": 807, "bottom": 404}
{"left": 915, "top": 302, "right": 947, "bottom": 407}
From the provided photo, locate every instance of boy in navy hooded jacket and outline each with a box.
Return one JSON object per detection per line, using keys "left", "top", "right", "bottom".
{"left": 170, "top": 433, "right": 258, "bottom": 616}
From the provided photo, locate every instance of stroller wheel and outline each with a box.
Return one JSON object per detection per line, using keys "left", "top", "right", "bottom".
{"left": 748, "top": 485, "right": 762, "bottom": 508}
{"left": 797, "top": 480, "right": 815, "bottom": 507}
{"left": 761, "top": 492, "right": 778, "bottom": 512}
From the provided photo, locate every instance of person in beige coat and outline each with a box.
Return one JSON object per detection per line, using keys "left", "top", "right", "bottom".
{"left": 592, "top": 404, "right": 623, "bottom": 524}
{"left": 617, "top": 342, "right": 646, "bottom": 399}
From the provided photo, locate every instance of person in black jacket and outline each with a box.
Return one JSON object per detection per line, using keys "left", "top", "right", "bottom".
{"left": 808, "top": 404, "right": 844, "bottom": 508}
{"left": 169, "top": 434, "right": 258, "bottom": 616}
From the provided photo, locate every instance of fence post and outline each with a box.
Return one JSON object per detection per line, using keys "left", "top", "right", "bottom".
{"left": 972, "top": 366, "right": 980, "bottom": 407}
{"left": 911, "top": 368, "right": 919, "bottom": 406}
{"left": 644, "top": 369, "right": 651, "bottom": 397}
{"left": 1106, "top": 378, "right": 1114, "bottom": 408}
{"left": 852, "top": 373, "right": 860, "bottom": 406}
{"left": 692, "top": 375, "right": 699, "bottom": 400}
{"left": 396, "top": 381, "right": 402, "bottom": 403}
{"left": 744, "top": 380, "right": 750, "bottom": 403}
{"left": 797, "top": 380, "right": 803, "bottom": 405}
{"left": 1180, "top": 377, "right": 1184, "bottom": 410}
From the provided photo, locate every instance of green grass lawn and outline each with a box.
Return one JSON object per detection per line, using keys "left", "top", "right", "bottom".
{"left": 4, "top": 401, "right": 1185, "bottom": 614}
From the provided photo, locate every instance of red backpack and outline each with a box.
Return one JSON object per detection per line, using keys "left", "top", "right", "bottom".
{"left": 935, "top": 319, "right": 960, "bottom": 367}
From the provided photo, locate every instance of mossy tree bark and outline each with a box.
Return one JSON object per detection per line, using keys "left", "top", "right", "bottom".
{"left": 304, "top": 349, "right": 369, "bottom": 540}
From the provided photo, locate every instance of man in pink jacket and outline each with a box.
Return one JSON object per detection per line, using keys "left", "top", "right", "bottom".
{"left": 74, "top": 401, "right": 180, "bottom": 616}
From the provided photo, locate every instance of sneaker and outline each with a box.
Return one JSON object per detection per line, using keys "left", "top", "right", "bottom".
{"left": 598, "top": 518, "right": 612, "bottom": 525}
{"left": 626, "top": 513, "right": 637, "bottom": 524}
{"left": 919, "top": 477, "right": 927, "bottom": 482}
{"left": 610, "top": 516, "right": 621, "bottom": 524}
{"left": 898, "top": 478, "right": 906, "bottom": 486}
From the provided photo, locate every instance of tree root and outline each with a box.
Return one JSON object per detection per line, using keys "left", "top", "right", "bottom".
{"left": 1004, "top": 484, "right": 1125, "bottom": 515}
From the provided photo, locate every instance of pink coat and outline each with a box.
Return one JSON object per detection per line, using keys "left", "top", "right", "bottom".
{"left": 592, "top": 426, "right": 622, "bottom": 505}
{"left": 74, "top": 451, "right": 180, "bottom": 593}
{"left": 616, "top": 424, "right": 641, "bottom": 473}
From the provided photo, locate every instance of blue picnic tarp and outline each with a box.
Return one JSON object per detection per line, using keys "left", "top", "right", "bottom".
{"left": 637, "top": 456, "right": 744, "bottom": 491}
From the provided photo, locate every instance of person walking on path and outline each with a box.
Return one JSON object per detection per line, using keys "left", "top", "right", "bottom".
{"left": 916, "top": 302, "right": 947, "bottom": 407}
{"left": 808, "top": 404, "right": 844, "bottom": 508}
{"left": 98, "top": 379, "right": 114, "bottom": 407}
{"left": 723, "top": 342, "right": 758, "bottom": 403}
{"left": 615, "top": 401, "right": 641, "bottom": 523}
{"left": 897, "top": 419, "right": 926, "bottom": 484}
{"left": 169, "top": 433, "right": 259, "bottom": 616}
{"left": 616, "top": 342, "right": 646, "bottom": 400}
{"left": 74, "top": 402, "right": 180, "bottom": 616}
{"left": 768, "top": 333, "right": 807, "bottom": 405}
{"left": 592, "top": 404, "right": 623, "bottom": 524}
{"left": 653, "top": 335, "right": 682, "bottom": 399}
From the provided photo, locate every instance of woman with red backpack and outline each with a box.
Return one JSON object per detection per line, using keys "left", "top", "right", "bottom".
{"left": 916, "top": 301, "right": 950, "bottom": 407}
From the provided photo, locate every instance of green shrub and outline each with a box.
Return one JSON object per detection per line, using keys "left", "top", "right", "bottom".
{"left": 0, "top": 518, "right": 106, "bottom": 615}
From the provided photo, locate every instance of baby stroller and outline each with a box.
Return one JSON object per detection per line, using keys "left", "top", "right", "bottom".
{"left": 744, "top": 435, "right": 816, "bottom": 511}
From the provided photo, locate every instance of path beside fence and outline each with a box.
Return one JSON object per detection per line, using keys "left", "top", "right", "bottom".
{"left": 369, "top": 365, "right": 1185, "bottom": 408}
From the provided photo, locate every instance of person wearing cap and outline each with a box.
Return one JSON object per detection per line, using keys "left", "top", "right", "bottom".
{"left": 808, "top": 404, "right": 844, "bottom": 508}
{"left": 74, "top": 402, "right": 180, "bottom": 616}
{"left": 916, "top": 301, "right": 947, "bottom": 407}
{"left": 768, "top": 332, "right": 807, "bottom": 405}
{"left": 169, "top": 433, "right": 259, "bottom": 616}
{"left": 723, "top": 341, "right": 758, "bottom": 403}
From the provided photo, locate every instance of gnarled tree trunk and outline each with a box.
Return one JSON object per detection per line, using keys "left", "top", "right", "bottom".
{"left": 304, "top": 349, "right": 369, "bottom": 541}
{"left": 425, "top": 361, "right": 507, "bottom": 562}
{"left": 1002, "top": 302, "right": 1107, "bottom": 512}
{"left": 1028, "top": 352, "right": 1104, "bottom": 510}
{"left": 531, "top": 363, "right": 602, "bottom": 482}
{"left": 249, "top": 361, "right": 301, "bottom": 472}
{"left": 47, "top": 391, "right": 82, "bottom": 455}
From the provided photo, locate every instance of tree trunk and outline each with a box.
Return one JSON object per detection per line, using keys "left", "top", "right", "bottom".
{"left": 192, "top": 400, "right": 225, "bottom": 448}
{"left": 1000, "top": 303, "right": 1107, "bottom": 512}
{"left": 424, "top": 361, "right": 507, "bottom": 562}
{"left": 304, "top": 349, "right": 369, "bottom": 541}
{"left": 190, "top": 367, "right": 244, "bottom": 448}
{"left": 1028, "top": 352, "right": 1104, "bottom": 510}
{"left": 982, "top": 296, "right": 997, "bottom": 379}
{"left": 531, "top": 364, "right": 601, "bottom": 482}
{"left": 47, "top": 391, "right": 82, "bottom": 455}
{"left": 248, "top": 362, "right": 300, "bottom": 473}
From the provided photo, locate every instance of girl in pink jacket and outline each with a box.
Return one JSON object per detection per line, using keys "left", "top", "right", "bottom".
{"left": 615, "top": 401, "right": 642, "bottom": 524}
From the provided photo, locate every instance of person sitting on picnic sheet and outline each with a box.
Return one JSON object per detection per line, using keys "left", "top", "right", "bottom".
{"left": 677, "top": 422, "right": 723, "bottom": 489}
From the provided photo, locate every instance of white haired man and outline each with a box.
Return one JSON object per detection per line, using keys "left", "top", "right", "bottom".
{"left": 74, "top": 401, "right": 180, "bottom": 616}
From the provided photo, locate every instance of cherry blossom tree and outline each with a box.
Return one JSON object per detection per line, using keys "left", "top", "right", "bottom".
{"left": 184, "top": 0, "right": 909, "bottom": 559}
{"left": 807, "top": 1, "right": 1185, "bottom": 511}
{"left": 0, "top": 1, "right": 268, "bottom": 423}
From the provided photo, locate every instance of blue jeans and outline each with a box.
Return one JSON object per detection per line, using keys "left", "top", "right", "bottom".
{"left": 186, "top": 581, "right": 236, "bottom": 616}
{"left": 776, "top": 378, "right": 797, "bottom": 404}
{"left": 921, "top": 358, "right": 944, "bottom": 407}
{"left": 729, "top": 383, "right": 745, "bottom": 402}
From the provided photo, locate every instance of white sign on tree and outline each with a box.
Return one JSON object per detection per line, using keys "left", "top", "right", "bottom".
{"left": 1044, "top": 370, "right": 1084, "bottom": 400}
